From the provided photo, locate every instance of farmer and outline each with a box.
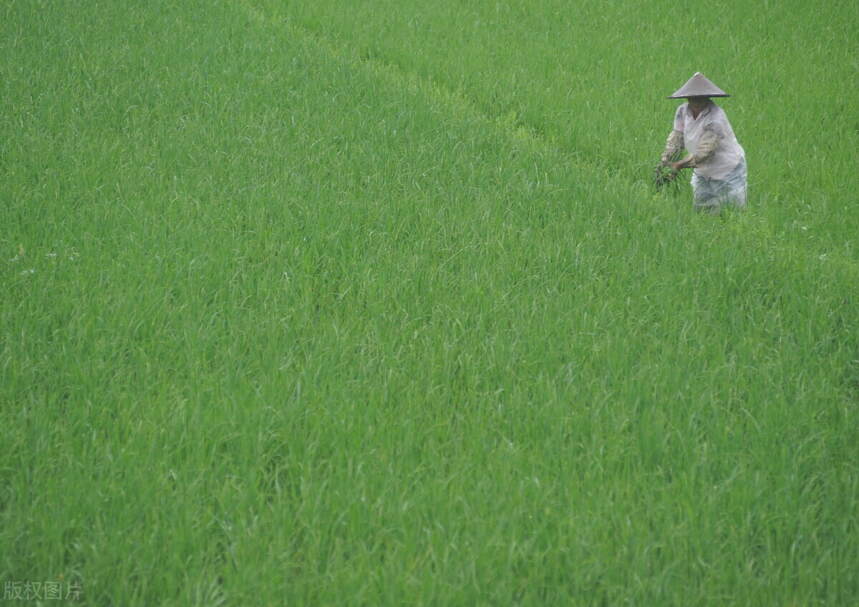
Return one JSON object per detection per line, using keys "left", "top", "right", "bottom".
{"left": 660, "top": 72, "right": 747, "bottom": 212}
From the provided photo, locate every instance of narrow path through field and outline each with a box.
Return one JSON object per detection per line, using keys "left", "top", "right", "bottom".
{"left": 235, "top": 0, "right": 604, "bottom": 174}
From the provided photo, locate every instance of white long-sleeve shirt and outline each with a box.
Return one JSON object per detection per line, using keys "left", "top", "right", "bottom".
{"left": 662, "top": 101, "right": 745, "bottom": 180}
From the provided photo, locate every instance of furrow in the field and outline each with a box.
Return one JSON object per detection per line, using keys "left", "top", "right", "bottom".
{"left": 235, "top": 0, "right": 596, "bottom": 172}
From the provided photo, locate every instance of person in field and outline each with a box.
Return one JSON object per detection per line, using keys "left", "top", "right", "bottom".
{"left": 660, "top": 72, "right": 747, "bottom": 212}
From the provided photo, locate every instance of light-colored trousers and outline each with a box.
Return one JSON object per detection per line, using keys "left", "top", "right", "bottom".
{"left": 691, "top": 159, "right": 747, "bottom": 212}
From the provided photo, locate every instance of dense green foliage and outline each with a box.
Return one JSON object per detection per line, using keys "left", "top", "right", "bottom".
{"left": 2, "top": 1, "right": 857, "bottom": 604}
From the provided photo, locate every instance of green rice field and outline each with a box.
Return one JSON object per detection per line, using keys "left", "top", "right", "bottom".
{"left": 2, "top": 0, "right": 858, "bottom": 604}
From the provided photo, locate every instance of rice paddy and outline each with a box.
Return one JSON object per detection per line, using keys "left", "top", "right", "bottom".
{"left": 2, "top": 1, "right": 858, "bottom": 604}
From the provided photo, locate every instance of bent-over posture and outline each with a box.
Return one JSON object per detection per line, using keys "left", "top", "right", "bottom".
{"left": 661, "top": 72, "right": 747, "bottom": 212}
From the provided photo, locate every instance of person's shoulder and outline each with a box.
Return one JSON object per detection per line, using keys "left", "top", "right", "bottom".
{"left": 674, "top": 103, "right": 688, "bottom": 118}
{"left": 708, "top": 102, "right": 728, "bottom": 118}
{"left": 704, "top": 103, "right": 733, "bottom": 128}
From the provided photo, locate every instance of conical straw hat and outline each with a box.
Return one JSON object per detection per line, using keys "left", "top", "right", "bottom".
{"left": 668, "top": 72, "right": 730, "bottom": 98}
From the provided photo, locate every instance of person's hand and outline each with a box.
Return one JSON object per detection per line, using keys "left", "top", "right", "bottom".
{"left": 671, "top": 156, "right": 696, "bottom": 173}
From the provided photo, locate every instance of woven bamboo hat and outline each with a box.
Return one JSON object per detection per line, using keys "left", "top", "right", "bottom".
{"left": 668, "top": 72, "right": 729, "bottom": 99}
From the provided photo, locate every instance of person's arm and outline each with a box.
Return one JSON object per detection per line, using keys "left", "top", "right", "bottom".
{"left": 661, "top": 130, "right": 684, "bottom": 165}
{"left": 671, "top": 153, "right": 695, "bottom": 172}
{"left": 671, "top": 127, "right": 718, "bottom": 173}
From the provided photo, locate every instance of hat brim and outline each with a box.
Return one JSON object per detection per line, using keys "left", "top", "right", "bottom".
{"left": 667, "top": 93, "right": 730, "bottom": 99}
